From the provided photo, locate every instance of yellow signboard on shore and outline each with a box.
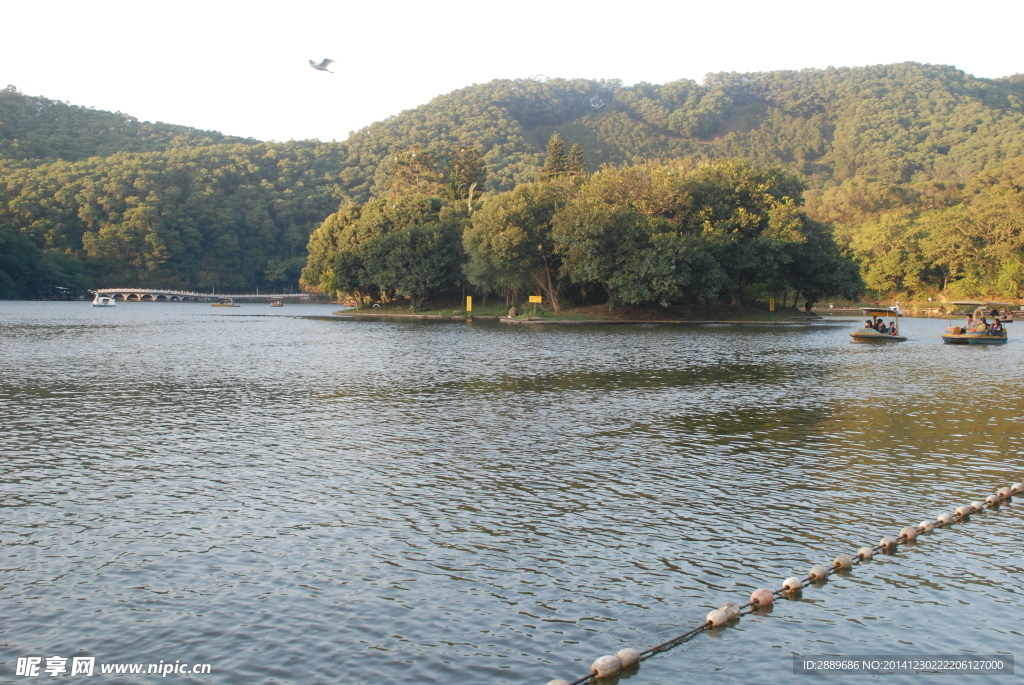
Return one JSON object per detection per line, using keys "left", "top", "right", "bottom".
{"left": 466, "top": 296, "right": 472, "bottom": 312}
{"left": 528, "top": 295, "right": 542, "bottom": 303}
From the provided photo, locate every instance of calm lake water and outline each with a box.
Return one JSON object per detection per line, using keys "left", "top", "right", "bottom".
{"left": 1, "top": 302, "right": 1021, "bottom": 684}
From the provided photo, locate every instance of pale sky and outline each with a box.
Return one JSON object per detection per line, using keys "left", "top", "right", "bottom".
{"left": 3, "top": 0, "right": 1022, "bottom": 143}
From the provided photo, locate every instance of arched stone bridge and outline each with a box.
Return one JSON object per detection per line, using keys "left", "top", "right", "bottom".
{"left": 96, "top": 288, "right": 310, "bottom": 302}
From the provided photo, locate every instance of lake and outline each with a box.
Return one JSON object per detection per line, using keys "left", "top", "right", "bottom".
{"left": 1, "top": 302, "right": 1021, "bottom": 684}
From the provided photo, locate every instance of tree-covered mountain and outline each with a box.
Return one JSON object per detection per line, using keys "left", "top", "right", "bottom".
{"left": 2, "top": 62, "right": 1024, "bottom": 300}
{"left": 0, "top": 85, "right": 254, "bottom": 162}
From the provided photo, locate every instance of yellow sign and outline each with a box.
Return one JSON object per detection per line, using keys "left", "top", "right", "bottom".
{"left": 769, "top": 298, "right": 775, "bottom": 312}
{"left": 466, "top": 296, "right": 472, "bottom": 312}
{"left": 528, "top": 295, "right": 542, "bottom": 304}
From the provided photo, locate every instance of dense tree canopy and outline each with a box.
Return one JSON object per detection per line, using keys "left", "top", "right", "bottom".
{"left": 4, "top": 62, "right": 1024, "bottom": 299}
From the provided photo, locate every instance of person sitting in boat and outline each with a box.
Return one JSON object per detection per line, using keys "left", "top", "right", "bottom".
{"left": 864, "top": 319, "right": 875, "bottom": 329}
{"left": 874, "top": 318, "right": 885, "bottom": 332}
{"left": 964, "top": 314, "right": 974, "bottom": 330}
{"left": 888, "top": 321, "right": 898, "bottom": 335}
{"left": 990, "top": 317, "right": 1003, "bottom": 335}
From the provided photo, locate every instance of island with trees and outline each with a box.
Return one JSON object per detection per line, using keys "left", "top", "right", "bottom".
{"left": 2, "top": 62, "right": 1023, "bottom": 309}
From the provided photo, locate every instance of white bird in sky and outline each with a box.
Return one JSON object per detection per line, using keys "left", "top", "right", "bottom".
{"left": 309, "top": 58, "right": 335, "bottom": 73}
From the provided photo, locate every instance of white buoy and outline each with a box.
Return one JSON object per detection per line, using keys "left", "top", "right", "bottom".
{"left": 955, "top": 506, "right": 971, "bottom": 518}
{"left": 706, "top": 609, "right": 729, "bottom": 627}
{"left": 857, "top": 547, "right": 874, "bottom": 560}
{"left": 615, "top": 648, "right": 640, "bottom": 668}
{"left": 719, "top": 602, "right": 741, "bottom": 620}
{"left": 546, "top": 680, "right": 570, "bottom": 685}
{"left": 833, "top": 554, "right": 853, "bottom": 569}
{"left": 1012, "top": 483, "right": 1024, "bottom": 494}
{"left": 970, "top": 500, "right": 985, "bottom": 513}
{"left": 899, "top": 526, "right": 917, "bottom": 541}
{"left": 783, "top": 577, "right": 803, "bottom": 592}
{"left": 986, "top": 494, "right": 999, "bottom": 507}
{"left": 879, "top": 536, "right": 898, "bottom": 550}
{"left": 808, "top": 564, "right": 830, "bottom": 581}
{"left": 997, "top": 487, "right": 1012, "bottom": 499}
{"left": 591, "top": 655, "right": 621, "bottom": 678}
{"left": 936, "top": 513, "right": 953, "bottom": 525}
{"left": 918, "top": 520, "right": 934, "bottom": 533}
{"left": 750, "top": 588, "right": 774, "bottom": 606}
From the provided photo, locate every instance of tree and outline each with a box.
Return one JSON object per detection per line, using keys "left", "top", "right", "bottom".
{"left": 552, "top": 162, "right": 724, "bottom": 308}
{"left": 463, "top": 180, "right": 573, "bottom": 311}
{"left": 784, "top": 219, "right": 864, "bottom": 310}
{"left": 443, "top": 146, "right": 486, "bottom": 203}
{"left": 378, "top": 146, "right": 445, "bottom": 198}
{"left": 567, "top": 143, "right": 587, "bottom": 177}
{"left": 540, "top": 132, "right": 568, "bottom": 179}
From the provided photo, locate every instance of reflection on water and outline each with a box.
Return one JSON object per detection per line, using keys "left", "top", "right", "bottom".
{"left": 1, "top": 302, "right": 1021, "bottom": 684}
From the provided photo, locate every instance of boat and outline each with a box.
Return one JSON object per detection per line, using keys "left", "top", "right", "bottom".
{"left": 91, "top": 293, "right": 116, "bottom": 307}
{"left": 942, "top": 302, "right": 1009, "bottom": 345}
{"left": 850, "top": 307, "right": 906, "bottom": 343}
{"left": 270, "top": 299, "right": 283, "bottom": 307}
{"left": 211, "top": 298, "right": 240, "bottom": 308}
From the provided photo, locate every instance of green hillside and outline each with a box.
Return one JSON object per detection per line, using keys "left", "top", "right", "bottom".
{"left": 2, "top": 63, "right": 1024, "bottom": 300}
{"left": 0, "top": 85, "right": 253, "bottom": 162}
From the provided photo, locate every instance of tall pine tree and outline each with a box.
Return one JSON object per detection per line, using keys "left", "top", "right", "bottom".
{"left": 567, "top": 143, "right": 586, "bottom": 177}
{"left": 541, "top": 132, "right": 568, "bottom": 179}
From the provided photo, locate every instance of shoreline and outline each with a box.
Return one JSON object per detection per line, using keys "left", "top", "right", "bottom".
{"left": 333, "top": 311, "right": 824, "bottom": 325}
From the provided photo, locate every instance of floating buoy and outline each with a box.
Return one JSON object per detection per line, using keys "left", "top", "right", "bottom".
{"left": 782, "top": 577, "right": 803, "bottom": 592}
{"left": 616, "top": 648, "right": 640, "bottom": 668}
{"left": 719, "top": 602, "right": 741, "bottom": 620}
{"left": 591, "top": 655, "right": 621, "bottom": 678}
{"left": 808, "top": 564, "right": 830, "bottom": 581}
{"left": 706, "top": 609, "right": 729, "bottom": 627}
{"left": 833, "top": 554, "right": 854, "bottom": 569}
{"left": 542, "top": 483, "right": 1020, "bottom": 685}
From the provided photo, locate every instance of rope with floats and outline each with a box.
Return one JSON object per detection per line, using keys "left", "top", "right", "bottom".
{"left": 543, "top": 481, "right": 1024, "bottom": 685}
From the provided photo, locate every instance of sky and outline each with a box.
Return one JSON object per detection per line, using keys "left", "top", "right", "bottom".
{"left": 3, "top": 0, "right": 1023, "bottom": 143}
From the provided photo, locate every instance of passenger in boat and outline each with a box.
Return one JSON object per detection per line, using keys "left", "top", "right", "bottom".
{"left": 888, "top": 321, "right": 898, "bottom": 335}
{"left": 964, "top": 314, "right": 974, "bottom": 330}
{"left": 875, "top": 318, "right": 887, "bottom": 333}
{"left": 864, "top": 319, "right": 875, "bottom": 329}
{"left": 990, "top": 318, "right": 1003, "bottom": 335}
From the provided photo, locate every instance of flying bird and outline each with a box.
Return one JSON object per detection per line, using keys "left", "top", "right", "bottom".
{"left": 309, "top": 58, "right": 335, "bottom": 73}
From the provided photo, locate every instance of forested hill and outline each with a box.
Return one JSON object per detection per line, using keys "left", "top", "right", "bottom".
{"left": 0, "top": 85, "right": 253, "bottom": 162}
{"left": 3, "top": 62, "right": 1024, "bottom": 300}
{"left": 332, "top": 62, "right": 1024, "bottom": 207}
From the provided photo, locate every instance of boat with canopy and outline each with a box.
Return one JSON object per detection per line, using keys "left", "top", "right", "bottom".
{"left": 850, "top": 307, "right": 905, "bottom": 343}
{"left": 942, "top": 302, "right": 1010, "bottom": 345}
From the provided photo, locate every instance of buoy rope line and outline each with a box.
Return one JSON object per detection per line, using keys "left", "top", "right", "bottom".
{"left": 544, "top": 481, "right": 1024, "bottom": 685}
